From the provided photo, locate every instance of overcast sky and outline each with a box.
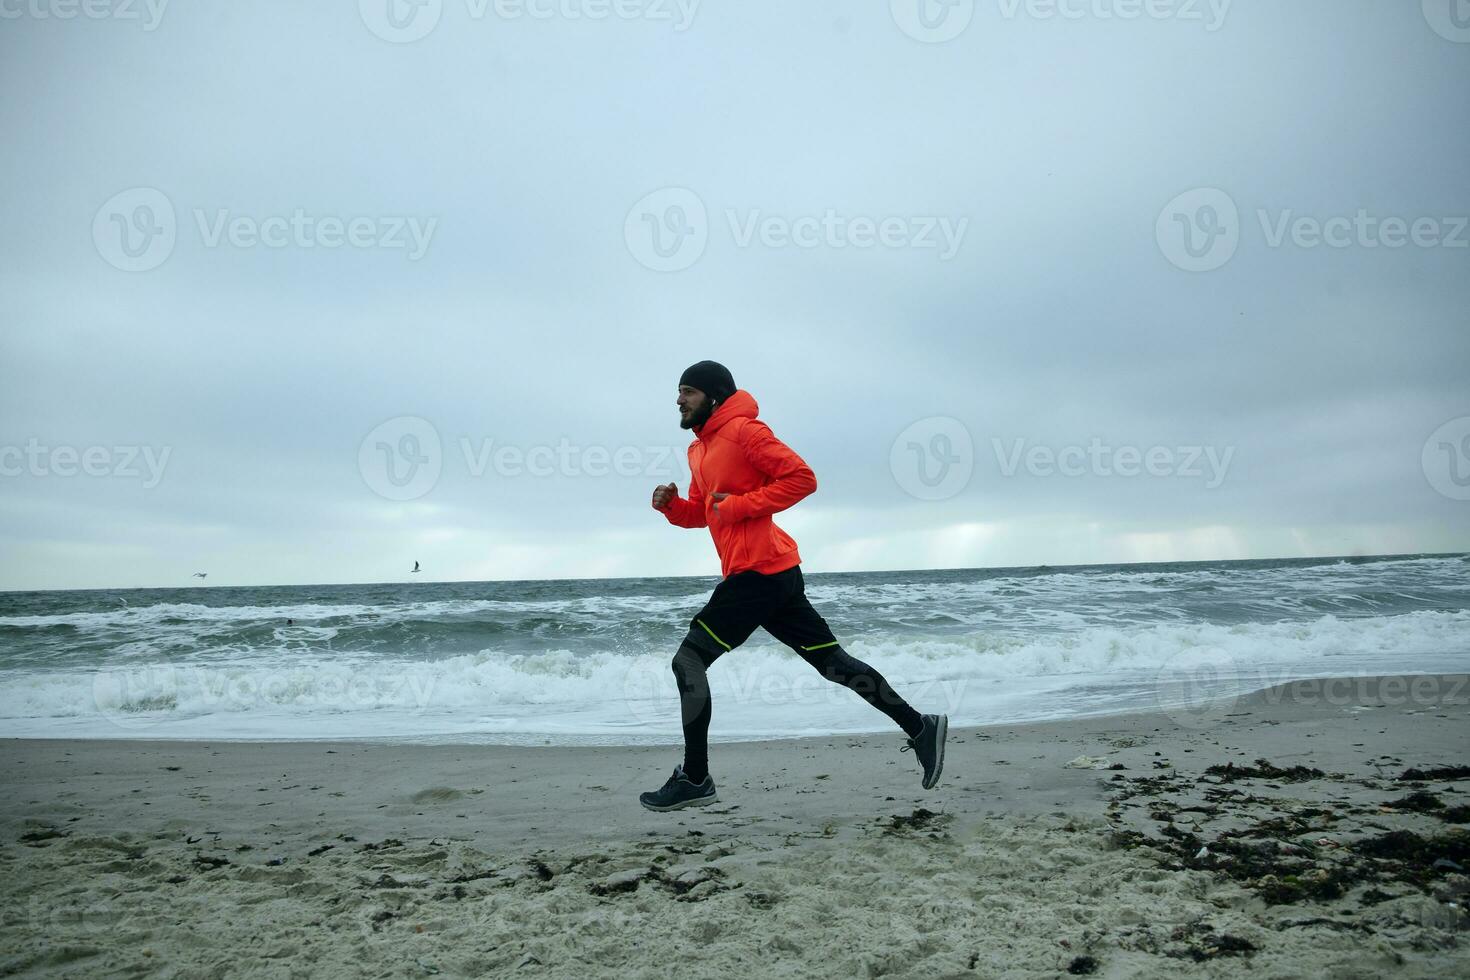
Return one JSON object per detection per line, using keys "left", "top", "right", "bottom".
{"left": 2, "top": 1, "right": 1467, "bottom": 591}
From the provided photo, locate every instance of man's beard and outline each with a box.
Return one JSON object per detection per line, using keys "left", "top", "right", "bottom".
{"left": 680, "top": 399, "right": 716, "bottom": 430}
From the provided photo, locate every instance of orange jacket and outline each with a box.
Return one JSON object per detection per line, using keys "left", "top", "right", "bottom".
{"left": 656, "top": 389, "right": 816, "bottom": 578}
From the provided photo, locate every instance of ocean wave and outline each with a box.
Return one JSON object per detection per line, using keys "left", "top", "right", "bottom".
{"left": 0, "top": 592, "right": 713, "bottom": 631}
{"left": 2, "top": 610, "right": 1465, "bottom": 741}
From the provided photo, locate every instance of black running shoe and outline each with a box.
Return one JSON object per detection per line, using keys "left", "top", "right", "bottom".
{"left": 639, "top": 764, "right": 718, "bottom": 812}
{"left": 900, "top": 714, "right": 947, "bottom": 789}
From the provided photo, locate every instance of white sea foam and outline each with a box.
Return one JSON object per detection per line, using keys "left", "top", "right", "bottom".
{"left": 2, "top": 609, "right": 1465, "bottom": 743}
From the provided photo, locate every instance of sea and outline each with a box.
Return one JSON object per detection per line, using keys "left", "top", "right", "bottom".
{"left": 1, "top": 553, "right": 1467, "bottom": 745}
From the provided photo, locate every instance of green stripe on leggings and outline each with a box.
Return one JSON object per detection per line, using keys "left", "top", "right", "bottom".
{"left": 801, "top": 640, "right": 839, "bottom": 651}
{"left": 695, "top": 619, "right": 731, "bottom": 651}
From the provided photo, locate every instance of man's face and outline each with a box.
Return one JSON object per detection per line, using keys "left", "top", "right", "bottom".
{"left": 677, "top": 385, "right": 715, "bottom": 430}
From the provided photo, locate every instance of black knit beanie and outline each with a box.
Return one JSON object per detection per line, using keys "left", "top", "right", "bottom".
{"left": 678, "top": 360, "right": 736, "bottom": 406}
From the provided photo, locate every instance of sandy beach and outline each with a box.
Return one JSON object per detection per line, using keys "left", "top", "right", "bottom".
{"left": 2, "top": 673, "right": 1467, "bottom": 978}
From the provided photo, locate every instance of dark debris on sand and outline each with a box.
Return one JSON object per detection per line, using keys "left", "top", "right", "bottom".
{"left": 878, "top": 807, "right": 955, "bottom": 838}
{"left": 1398, "top": 765, "right": 1470, "bottom": 782}
{"left": 1105, "top": 756, "right": 1470, "bottom": 912}
{"left": 1111, "top": 919, "right": 1260, "bottom": 962}
{"left": 1202, "top": 759, "right": 1327, "bottom": 783}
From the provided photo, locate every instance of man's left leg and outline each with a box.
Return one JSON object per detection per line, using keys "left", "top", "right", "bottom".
{"left": 761, "top": 568, "right": 924, "bottom": 739}
{"left": 803, "top": 644, "right": 925, "bottom": 739}
{"left": 763, "top": 567, "right": 948, "bottom": 788}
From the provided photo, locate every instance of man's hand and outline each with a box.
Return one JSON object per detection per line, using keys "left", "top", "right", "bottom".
{"left": 711, "top": 492, "right": 730, "bottom": 518}
{"left": 651, "top": 482, "right": 677, "bottom": 510}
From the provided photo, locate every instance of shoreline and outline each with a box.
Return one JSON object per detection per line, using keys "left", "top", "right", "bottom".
{"left": 4, "top": 673, "right": 1468, "bottom": 977}
{"left": 17, "top": 655, "right": 1470, "bottom": 749}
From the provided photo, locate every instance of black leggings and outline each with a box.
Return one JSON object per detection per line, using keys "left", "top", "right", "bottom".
{"left": 670, "top": 639, "right": 924, "bottom": 782}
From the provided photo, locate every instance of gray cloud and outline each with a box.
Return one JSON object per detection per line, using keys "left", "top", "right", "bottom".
{"left": 2, "top": 1, "right": 1467, "bottom": 589}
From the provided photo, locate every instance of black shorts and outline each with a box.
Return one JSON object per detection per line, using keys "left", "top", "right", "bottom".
{"left": 683, "top": 565, "right": 839, "bottom": 659}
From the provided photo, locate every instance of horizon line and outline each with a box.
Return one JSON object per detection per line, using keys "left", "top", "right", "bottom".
{"left": 1, "top": 550, "right": 1464, "bottom": 596}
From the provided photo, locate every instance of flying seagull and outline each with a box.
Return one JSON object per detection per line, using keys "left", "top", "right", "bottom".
{"left": 411, "top": 561, "right": 421, "bottom": 574}
{"left": 192, "top": 572, "right": 208, "bottom": 579}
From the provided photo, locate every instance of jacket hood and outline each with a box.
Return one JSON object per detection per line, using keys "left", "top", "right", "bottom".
{"left": 694, "top": 389, "right": 758, "bottom": 442}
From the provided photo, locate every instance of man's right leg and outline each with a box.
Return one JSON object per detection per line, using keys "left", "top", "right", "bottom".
{"left": 671, "top": 638, "right": 723, "bottom": 784}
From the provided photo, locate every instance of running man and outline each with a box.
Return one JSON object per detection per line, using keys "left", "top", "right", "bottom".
{"left": 639, "top": 360, "right": 947, "bottom": 812}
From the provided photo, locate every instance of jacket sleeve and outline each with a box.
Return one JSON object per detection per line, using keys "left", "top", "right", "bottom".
{"left": 658, "top": 476, "right": 708, "bottom": 528}
{"left": 717, "top": 421, "right": 817, "bottom": 522}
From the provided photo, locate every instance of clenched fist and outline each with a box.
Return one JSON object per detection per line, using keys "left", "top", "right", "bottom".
{"left": 651, "top": 482, "right": 678, "bottom": 510}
